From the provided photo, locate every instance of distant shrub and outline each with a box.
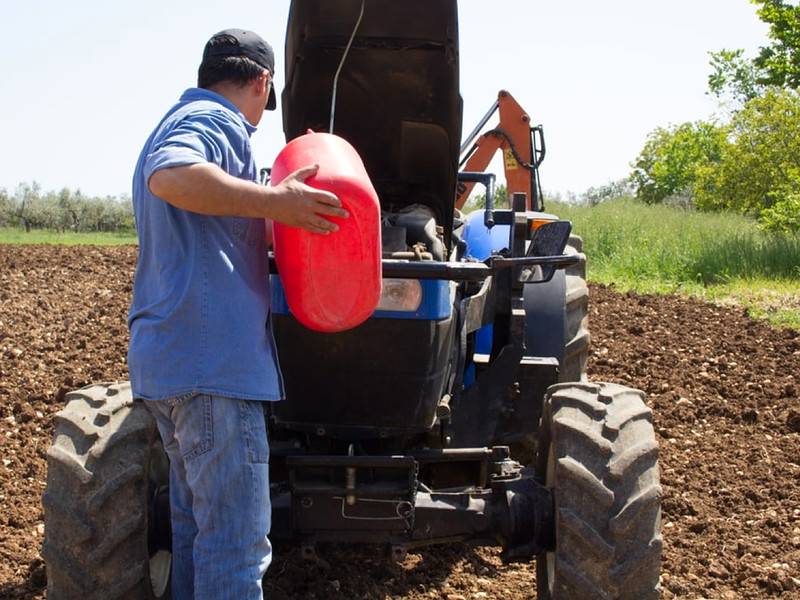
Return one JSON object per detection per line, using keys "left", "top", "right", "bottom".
{"left": 759, "top": 191, "right": 800, "bottom": 233}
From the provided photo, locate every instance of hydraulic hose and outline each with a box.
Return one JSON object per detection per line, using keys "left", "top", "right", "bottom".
{"left": 329, "top": 0, "right": 366, "bottom": 134}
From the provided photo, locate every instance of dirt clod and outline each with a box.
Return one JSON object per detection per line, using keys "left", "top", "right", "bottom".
{"left": 0, "top": 245, "right": 798, "bottom": 599}
{"left": 788, "top": 409, "right": 800, "bottom": 433}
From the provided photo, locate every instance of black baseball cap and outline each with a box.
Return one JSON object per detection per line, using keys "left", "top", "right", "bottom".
{"left": 202, "top": 29, "right": 277, "bottom": 110}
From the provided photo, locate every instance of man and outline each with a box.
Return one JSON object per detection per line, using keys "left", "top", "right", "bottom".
{"left": 128, "top": 29, "right": 347, "bottom": 600}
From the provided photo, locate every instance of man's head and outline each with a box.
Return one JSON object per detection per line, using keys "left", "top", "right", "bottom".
{"left": 198, "top": 29, "right": 277, "bottom": 123}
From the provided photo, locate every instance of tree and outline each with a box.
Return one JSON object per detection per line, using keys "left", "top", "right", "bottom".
{"left": 708, "top": 48, "right": 765, "bottom": 109}
{"left": 0, "top": 188, "right": 13, "bottom": 227}
{"left": 752, "top": 0, "right": 800, "bottom": 88}
{"left": 57, "top": 187, "right": 81, "bottom": 232}
{"left": 579, "top": 178, "right": 635, "bottom": 206}
{"left": 694, "top": 88, "right": 800, "bottom": 231}
{"left": 1, "top": 182, "right": 135, "bottom": 233}
{"left": 15, "top": 182, "right": 42, "bottom": 232}
{"left": 629, "top": 121, "right": 728, "bottom": 205}
{"left": 709, "top": 1, "right": 800, "bottom": 96}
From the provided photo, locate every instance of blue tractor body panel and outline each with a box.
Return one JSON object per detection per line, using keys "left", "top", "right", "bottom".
{"left": 271, "top": 276, "right": 453, "bottom": 321}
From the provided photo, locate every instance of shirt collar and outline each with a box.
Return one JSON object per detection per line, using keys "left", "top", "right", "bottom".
{"left": 179, "top": 88, "right": 258, "bottom": 136}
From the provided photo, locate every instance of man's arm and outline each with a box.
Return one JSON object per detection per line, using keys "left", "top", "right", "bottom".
{"left": 148, "top": 162, "right": 348, "bottom": 235}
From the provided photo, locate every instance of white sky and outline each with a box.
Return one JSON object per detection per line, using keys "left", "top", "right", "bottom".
{"left": 0, "top": 0, "right": 769, "bottom": 198}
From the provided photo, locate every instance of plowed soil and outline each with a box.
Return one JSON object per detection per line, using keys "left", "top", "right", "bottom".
{"left": 0, "top": 244, "right": 798, "bottom": 599}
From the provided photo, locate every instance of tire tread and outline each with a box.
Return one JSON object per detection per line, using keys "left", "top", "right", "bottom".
{"left": 537, "top": 382, "right": 661, "bottom": 599}
{"left": 43, "top": 382, "right": 159, "bottom": 600}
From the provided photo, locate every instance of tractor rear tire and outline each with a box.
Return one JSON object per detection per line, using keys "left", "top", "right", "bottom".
{"left": 535, "top": 382, "right": 662, "bottom": 600}
{"left": 43, "top": 382, "right": 171, "bottom": 600}
{"left": 561, "top": 235, "right": 589, "bottom": 383}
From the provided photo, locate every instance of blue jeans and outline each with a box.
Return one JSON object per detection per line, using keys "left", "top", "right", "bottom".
{"left": 144, "top": 394, "right": 272, "bottom": 600}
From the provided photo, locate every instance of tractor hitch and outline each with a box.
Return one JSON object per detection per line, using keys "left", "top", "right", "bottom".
{"left": 269, "top": 447, "right": 555, "bottom": 561}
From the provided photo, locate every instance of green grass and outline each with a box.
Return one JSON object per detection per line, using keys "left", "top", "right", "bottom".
{"left": 0, "top": 228, "right": 137, "bottom": 245}
{"left": 548, "top": 197, "right": 800, "bottom": 329}
{"left": 703, "top": 279, "right": 800, "bottom": 329}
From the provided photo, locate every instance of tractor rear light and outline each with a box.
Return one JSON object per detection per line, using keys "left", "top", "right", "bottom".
{"left": 529, "top": 218, "right": 555, "bottom": 237}
{"left": 377, "top": 279, "right": 423, "bottom": 312}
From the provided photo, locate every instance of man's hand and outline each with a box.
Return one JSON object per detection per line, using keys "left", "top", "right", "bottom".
{"left": 268, "top": 165, "right": 348, "bottom": 235}
{"left": 148, "top": 162, "right": 348, "bottom": 235}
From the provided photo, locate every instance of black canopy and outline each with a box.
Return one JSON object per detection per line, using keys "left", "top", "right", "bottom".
{"left": 283, "top": 0, "right": 462, "bottom": 239}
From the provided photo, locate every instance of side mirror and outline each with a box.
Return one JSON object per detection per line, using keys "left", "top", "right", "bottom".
{"left": 520, "top": 220, "right": 572, "bottom": 283}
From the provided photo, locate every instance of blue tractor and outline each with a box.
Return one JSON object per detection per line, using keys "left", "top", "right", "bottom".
{"left": 43, "top": 2, "right": 662, "bottom": 598}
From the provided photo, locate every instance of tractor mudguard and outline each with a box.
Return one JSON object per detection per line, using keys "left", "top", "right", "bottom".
{"left": 523, "top": 270, "right": 567, "bottom": 368}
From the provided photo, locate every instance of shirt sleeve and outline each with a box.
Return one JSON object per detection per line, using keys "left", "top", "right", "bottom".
{"left": 142, "top": 110, "right": 236, "bottom": 184}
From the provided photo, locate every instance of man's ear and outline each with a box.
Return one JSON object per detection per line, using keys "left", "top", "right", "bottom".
{"left": 257, "top": 71, "right": 270, "bottom": 95}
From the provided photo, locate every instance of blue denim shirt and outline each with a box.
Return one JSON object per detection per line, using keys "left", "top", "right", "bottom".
{"left": 128, "top": 88, "right": 283, "bottom": 402}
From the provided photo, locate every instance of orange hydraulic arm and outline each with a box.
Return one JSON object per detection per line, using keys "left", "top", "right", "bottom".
{"left": 456, "top": 90, "right": 545, "bottom": 212}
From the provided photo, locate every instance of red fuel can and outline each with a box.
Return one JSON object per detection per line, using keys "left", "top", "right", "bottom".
{"left": 270, "top": 132, "right": 382, "bottom": 333}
